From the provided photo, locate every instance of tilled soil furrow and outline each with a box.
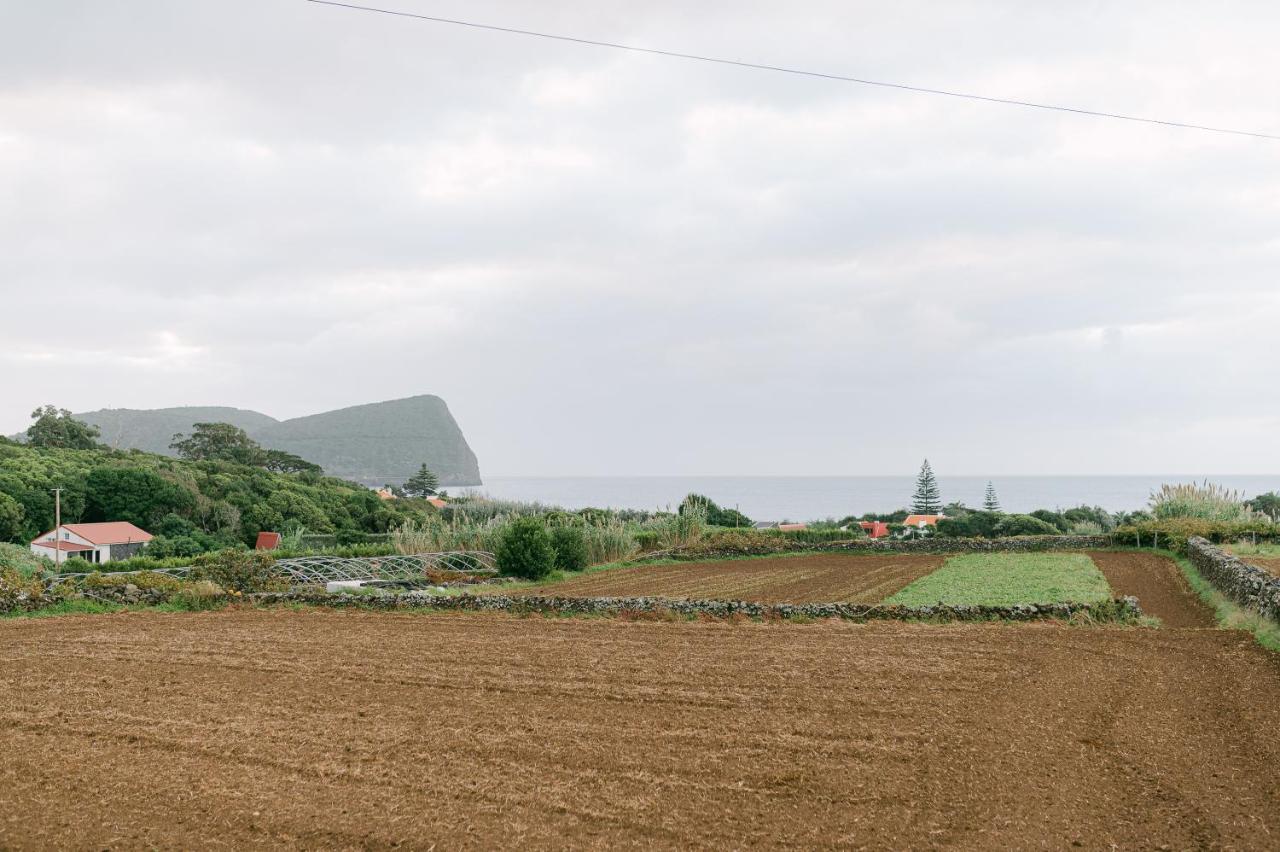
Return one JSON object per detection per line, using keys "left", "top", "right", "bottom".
{"left": 522, "top": 553, "right": 945, "bottom": 603}
{"left": 2, "top": 611, "right": 1279, "bottom": 849}
{"left": 1087, "top": 551, "right": 1216, "bottom": 627}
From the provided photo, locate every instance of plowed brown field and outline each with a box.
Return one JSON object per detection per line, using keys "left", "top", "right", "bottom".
{"left": 1088, "top": 551, "right": 1216, "bottom": 627}
{"left": 520, "top": 553, "right": 945, "bottom": 603}
{"left": 3, "top": 610, "right": 1280, "bottom": 849}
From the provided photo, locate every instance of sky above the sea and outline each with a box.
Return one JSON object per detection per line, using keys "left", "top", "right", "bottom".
{"left": 3, "top": 1, "right": 1279, "bottom": 476}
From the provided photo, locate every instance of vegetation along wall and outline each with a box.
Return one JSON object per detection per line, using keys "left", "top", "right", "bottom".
{"left": 1186, "top": 536, "right": 1280, "bottom": 621}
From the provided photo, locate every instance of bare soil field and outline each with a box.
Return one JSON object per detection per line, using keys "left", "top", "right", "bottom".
{"left": 1245, "top": 556, "right": 1280, "bottom": 577}
{"left": 521, "top": 553, "right": 945, "bottom": 603}
{"left": 3, "top": 610, "right": 1280, "bottom": 849}
{"left": 1088, "top": 551, "right": 1217, "bottom": 627}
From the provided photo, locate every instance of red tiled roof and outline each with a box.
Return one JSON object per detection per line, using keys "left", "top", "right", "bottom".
{"left": 32, "top": 540, "right": 95, "bottom": 553}
{"left": 903, "top": 515, "right": 943, "bottom": 527}
{"left": 859, "top": 521, "right": 890, "bottom": 538}
{"left": 427, "top": 497, "right": 447, "bottom": 509}
{"left": 255, "top": 532, "right": 282, "bottom": 551}
{"left": 60, "top": 522, "right": 153, "bottom": 545}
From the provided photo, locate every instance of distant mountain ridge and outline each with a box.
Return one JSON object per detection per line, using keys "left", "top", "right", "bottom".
{"left": 31, "top": 396, "right": 482, "bottom": 487}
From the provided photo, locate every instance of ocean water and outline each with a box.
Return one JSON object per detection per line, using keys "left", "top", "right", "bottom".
{"left": 462, "top": 475, "right": 1280, "bottom": 522}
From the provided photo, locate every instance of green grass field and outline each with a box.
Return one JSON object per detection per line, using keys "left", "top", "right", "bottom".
{"left": 884, "top": 553, "right": 1112, "bottom": 607}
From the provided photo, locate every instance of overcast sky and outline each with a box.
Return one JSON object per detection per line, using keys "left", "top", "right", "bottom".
{"left": 2, "top": 1, "right": 1278, "bottom": 476}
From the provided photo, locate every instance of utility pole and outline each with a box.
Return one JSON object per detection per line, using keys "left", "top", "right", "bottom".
{"left": 51, "top": 488, "right": 62, "bottom": 572}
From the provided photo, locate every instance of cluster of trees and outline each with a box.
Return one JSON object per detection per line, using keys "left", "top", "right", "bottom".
{"left": 169, "top": 422, "right": 321, "bottom": 474}
{"left": 935, "top": 507, "right": 1104, "bottom": 538}
{"left": 1249, "top": 492, "right": 1280, "bottom": 521}
{"left": 0, "top": 409, "right": 441, "bottom": 556}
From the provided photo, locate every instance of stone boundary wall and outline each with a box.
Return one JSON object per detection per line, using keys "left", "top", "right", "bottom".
{"left": 1186, "top": 536, "right": 1280, "bottom": 621}
{"left": 248, "top": 590, "right": 1143, "bottom": 624}
{"left": 818, "top": 535, "right": 1112, "bottom": 555}
{"left": 649, "top": 535, "right": 1115, "bottom": 562}
{"left": 5, "top": 582, "right": 1141, "bottom": 623}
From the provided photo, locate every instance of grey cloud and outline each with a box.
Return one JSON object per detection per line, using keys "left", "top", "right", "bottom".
{"left": 2, "top": 1, "right": 1278, "bottom": 475}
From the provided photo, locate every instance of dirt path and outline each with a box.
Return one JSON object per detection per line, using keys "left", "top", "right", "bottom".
{"left": 2, "top": 610, "right": 1279, "bottom": 849}
{"left": 1088, "top": 551, "right": 1217, "bottom": 627}
{"left": 521, "top": 553, "right": 945, "bottom": 603}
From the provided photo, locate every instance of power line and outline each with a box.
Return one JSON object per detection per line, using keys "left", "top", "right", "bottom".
{"left": 306, "top": 0, "right": 1280, "bottom": 141}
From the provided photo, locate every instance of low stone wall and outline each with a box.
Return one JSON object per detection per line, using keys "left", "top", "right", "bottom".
{"left": 642, "top": 534, "right": 1115, "bottom": 563}
{"left": 1186, "top": 536, "right": 1280, "bottom": 621}
{"left": 249, "top": 590, "right": 1143, "bottom": 624}
{"left": 818, "top": 535, "right": 1112, "bottom": 555}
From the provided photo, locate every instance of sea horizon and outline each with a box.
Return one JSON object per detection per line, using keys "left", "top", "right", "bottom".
{"left": 461, "top": 474, "right": 1280, "bottom": 522}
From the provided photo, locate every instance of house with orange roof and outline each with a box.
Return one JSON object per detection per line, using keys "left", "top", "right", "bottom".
{"left": 903, "top": 514, "right": 944, "bottom": 529}
{"left": 30, "top": 521, "right": 154, "bottom": 565}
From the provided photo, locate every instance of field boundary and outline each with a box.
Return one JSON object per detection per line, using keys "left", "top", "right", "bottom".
{"left": 249, "top": 590, "right": 1144, "bottom": 623}
{"left": 645, "top": 535, "right": 1115, "bottom": 562}
{"left": 822, "top": 535, "right": 1114, "bottom": 554}
{"left": 1187, "top": 537, "right": 1280, "bottom": 621}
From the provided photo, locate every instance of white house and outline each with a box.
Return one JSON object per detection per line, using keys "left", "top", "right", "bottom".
{"left": 30, "top": 522, "right": 154, "bottom": 565}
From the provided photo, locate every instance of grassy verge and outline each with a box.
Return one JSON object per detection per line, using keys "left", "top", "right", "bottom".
{"left": 1166, "top": 551, "right": 1280, "bottom": 652}
{"left": 885, "top": 553, "right": 1111, "bottom": 607}
{"left": 0, "top": 599, "right": 130, "bottom": 620}
{"left": 1223, "top": 540, "right": 1280, "bottom": 558}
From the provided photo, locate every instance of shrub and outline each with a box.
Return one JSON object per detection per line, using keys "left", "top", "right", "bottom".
{"left": 495, "top": 518, "right": 556, "bottom": 580}
{"left": 1029, "top": 510, "right": 1069, "bottom": 533}
{"left": 0, "top": 568, "right": 43, "bottom": 612}
{"left": 169, "top": 580, "right": 228, "bottom": 610}
{"left": 0, "top": 543, "right": 50, "bottom": 580}
{"left": 633, "top": 530, "right": 661, "bottom": 552}
{"left": 995, "top": 515, "right": 1060, "bottom": 536}
{"left": 81, "top": 570, "right": 183, "bottom": 592}
{"left": 550, "top": 526, "right": 589, "bottom": 573}
{"left": 1113, "top": 518, "right": 1276, "bottom": 552}
{"left": 648, "top": 503, "right": 707, "bottom": 549}
{"left": 679, "top": 493, "right": 753, "bottom": 528}
{"left": 190, "top": 549, "right": 287, "bottom": 593}
{"left": 1150, "top": 482, "right": 1257, "bottom": 523}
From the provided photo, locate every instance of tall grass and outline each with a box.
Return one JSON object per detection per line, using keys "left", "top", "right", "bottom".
{"left": 546, "top": 514, "right": 637, "bottom": 565}
{"left": 1150, "top": 481, "right": 1258, "bottom": 523}
{"left": 392, "top": 515, "right": 509, "bottom": 554}
{"left": 0, "top": 543, "right": 49, "bottom": 580}
{"left": 393, "top": 511, "right": 639, "bottom": 566}
{"left": 641, "top": 503, "right": 707, "bottom": 549}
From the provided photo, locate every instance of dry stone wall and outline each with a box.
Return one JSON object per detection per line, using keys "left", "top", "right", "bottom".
{"left": 249, "top": 590, "right": 1143, "bottom": 624}
{"left": 1186, "top": 536, "right": 1280, "bottom": 621}
{"left": 819, "top": 535, "right": 1112, "bottom": 555}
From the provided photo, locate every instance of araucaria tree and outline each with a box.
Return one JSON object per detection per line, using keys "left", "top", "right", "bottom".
{"left": 983, "top": 481, "right": 1001, "bottom": 512}
{"left": 911, "top": 459, "right": 942, "bottom": 514}
{"left": 403, "top": 464, "right": 440, "bottom": 497}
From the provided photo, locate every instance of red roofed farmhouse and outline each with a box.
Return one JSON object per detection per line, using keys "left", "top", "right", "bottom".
{"left": 30, "top": 522, "right": 153, "bottom": 566}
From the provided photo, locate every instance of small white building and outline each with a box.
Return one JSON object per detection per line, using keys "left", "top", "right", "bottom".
{"left": 30, "top": 522, "right": 154, "bottom": 565}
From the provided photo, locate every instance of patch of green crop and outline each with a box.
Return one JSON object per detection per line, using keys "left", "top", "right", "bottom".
{"left": 884, "top": 553, "right": 1112, "bottom": 607}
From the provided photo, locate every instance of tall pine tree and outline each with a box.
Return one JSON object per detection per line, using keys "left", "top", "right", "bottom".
{"left": 911, "top": 459, "right": 942, "bottom": 514}
{"left": 403, "top": 464, "right": 440, "bottom": 497}
{"left": 983, "top": 481, "right": 1001, "bottom": 512}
